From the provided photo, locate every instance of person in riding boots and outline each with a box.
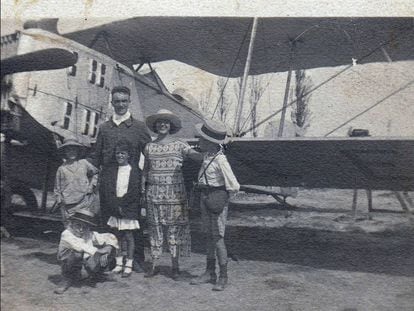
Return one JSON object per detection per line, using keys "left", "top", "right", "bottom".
{"left": 190, "top": 119, "right": 240, "bottom": 291}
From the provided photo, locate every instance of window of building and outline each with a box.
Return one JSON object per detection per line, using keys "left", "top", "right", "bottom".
{"left": 91, "top": 112, "right": 100, "bottom": 137}
{"left": 63, "top": 102, "right": 73, "bottom": 129}
{"left": 98, "top": 64, "right": 106, "bottom": 87}
{"left": 67, "top": 51, "right": 78, "bottom": 76}
{"left": 82, "top": 109, "right": 91, "bottom": 135}
{"left": 88, "top": 59, "right": 106, "bottom": 88}
{"left": 88, "top": 59, "right": 97, "bottom": 84}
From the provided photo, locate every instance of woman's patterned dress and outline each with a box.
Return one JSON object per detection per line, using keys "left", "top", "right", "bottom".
{"left": 143, "top": 140, "right": 191, "bottom": 258}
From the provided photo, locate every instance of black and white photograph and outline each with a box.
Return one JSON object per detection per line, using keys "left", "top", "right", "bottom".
{"left": 1, "top": 1, "right": 413, "bottom": 310}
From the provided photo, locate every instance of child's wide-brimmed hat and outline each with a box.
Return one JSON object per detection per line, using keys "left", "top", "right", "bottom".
{"left": 58, "top": 137, "right": 84, "bottom": 150}
{"left": 69, "top": 209, "right": 97, "bottom": 226}
{"left": 195, "top": 119, "right": 229, "bottom": 144}
{"left": 146, "top": 109, "right": 182, "bottom": 134}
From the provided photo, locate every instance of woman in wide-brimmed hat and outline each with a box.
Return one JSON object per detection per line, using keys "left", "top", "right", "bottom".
{"left": 143, "top": 109, "right": 200, "bottom": 279}
{"left": 190, "top": 119, "right": 239, "bottom": 291}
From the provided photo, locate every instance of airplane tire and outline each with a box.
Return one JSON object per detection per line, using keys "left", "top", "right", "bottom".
{"left": 9, "top": 183, "right": 39, "bottom": 212}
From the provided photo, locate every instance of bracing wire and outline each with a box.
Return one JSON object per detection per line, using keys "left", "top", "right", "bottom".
{"left": 239, "top": 26, "right": 413, "bottom": 136}
{"left": 211, "top": 20, "right": 253, "bottom": 119}
{"left": 323, "top": 80, "right": 414, "bottom": 136}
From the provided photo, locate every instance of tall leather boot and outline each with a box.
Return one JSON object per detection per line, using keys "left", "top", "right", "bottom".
{"left": 212, "top": 263, "right": 227, "bottom": 291}
{"left": 190, "top": 258, "right": 217, "bottom": 285}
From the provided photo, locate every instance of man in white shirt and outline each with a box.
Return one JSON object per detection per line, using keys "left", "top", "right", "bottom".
{"left": 55, "top": 210, "right": 118, "bottom": 294}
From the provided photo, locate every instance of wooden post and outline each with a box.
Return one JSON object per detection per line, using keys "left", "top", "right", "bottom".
{"left": 402, "top": 192, "right": 414, "bottom": 210}
{"left": 394, "top": 191, "right": 410, "bottom": 214}
{"left": 366, "top": 189, "right": 373, "bottom": 219}
{"left": 352, "top": 189, "right": 358, "bottom": 219}
{"left": 40, "top": 160, "right": 51, "bottom": 211}
{"left": 234, "top": 17, "right": 259, "bottom": 135}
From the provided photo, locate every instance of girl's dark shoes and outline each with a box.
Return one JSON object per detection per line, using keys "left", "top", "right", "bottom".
{"left": 111, "top": 265, "right": 123, "bottom": 274}
{"left": 122, "top": 259, "right": 133, "bottom": 278}
{"left": 121, "top": 269, "right": 132, "bottom": 278}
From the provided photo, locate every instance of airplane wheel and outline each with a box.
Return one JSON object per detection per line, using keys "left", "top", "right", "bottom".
{"left": 8, "top": 183, "right": 39, "bottom": 213}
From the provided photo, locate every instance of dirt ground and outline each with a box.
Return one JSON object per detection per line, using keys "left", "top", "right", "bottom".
{"left": 1, "top": 189, "right": 414, "bottom": 311}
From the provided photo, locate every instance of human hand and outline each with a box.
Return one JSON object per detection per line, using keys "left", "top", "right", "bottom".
{"left": 87, "top": 184, "right": 96, "bottom": 194}
{"left": 99, "top": 253, "right": 109, "bottom": 266}
{"left": 118, "top": 206, "right": 125, "bottom": 217}
{"left": 96, "top": 245, "right": 112, "bottom": 255}
{"left": 139, "top": 196, "right": 146, "bottom": 208}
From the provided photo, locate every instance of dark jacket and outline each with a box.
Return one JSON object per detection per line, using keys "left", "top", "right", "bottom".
{"left": 90, "top": 117, "right": 151, "bottom": 168}
{"left": 101, "top": 164, "right": 141, "bottom": 220}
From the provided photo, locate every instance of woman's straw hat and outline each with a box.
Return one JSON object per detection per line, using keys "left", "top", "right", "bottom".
{"left": 195, "top": 119, "right": 229, "bottom": 144}
{"left": 146, "top": 109, "right": 182, "bottom": 134}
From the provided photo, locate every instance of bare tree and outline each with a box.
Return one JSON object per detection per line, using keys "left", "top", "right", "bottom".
{"left": 249, "top": 76, "right": 265, "bottom": 137}
{"left": 198, "top": 84, "right": 213, "bottom": 118}
{"left": 233, "top": 76, "right": 266, "bottom": 137}
{"left": 216, "top": 77, "right": 230, "bottom": 122}
{"left": 290, "top": 69, "right": 312, "bottom": 136}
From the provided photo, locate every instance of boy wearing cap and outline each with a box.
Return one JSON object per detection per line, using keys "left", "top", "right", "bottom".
{"left": 55, "top": 210, "right": 118, "bottom": 294}
{"left": 190, "top": 120, "right": 240, "bottom": 291}
{"left": 54, "top": 138, "right": 99, "bottom": 223}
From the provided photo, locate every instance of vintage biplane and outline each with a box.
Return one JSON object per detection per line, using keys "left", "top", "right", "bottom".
{"left": 1, "top": 17, "right": 413, "bottom": 222}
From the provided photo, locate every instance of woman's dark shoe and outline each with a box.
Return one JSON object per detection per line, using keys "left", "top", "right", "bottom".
{"left": 144, "top": 264, "right": 159, "bottom": 278}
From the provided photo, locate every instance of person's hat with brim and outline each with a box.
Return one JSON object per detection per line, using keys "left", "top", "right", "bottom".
{"left": 58, "top": 137, "right": 84, "bottom": 150}
{"left": 69, "top": 209, "right": 97, "bottom": 226}
{"left": 146, "top": 109, "right": 182, "bottom": 134}
{"left": 195, "top": 119, "right": 229, "bottom": 145}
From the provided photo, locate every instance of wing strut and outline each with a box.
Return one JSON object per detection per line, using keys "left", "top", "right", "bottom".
{"left": 278, "top": 41, "right": 296, "bottom": 137}
{"left": 233, "top": 17, "right": 259, "bottom": 135}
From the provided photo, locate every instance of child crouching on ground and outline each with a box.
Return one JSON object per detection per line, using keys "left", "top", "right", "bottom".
{"left": 190, "top": 120, "right": 240, "bottom": 291}
{"left": 104, "top": 139, "right": 141, "bottom": 278}
{"left": 55, "top": 210, "right": 118, "bottom": 294}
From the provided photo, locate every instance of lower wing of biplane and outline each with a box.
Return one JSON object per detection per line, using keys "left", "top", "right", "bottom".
{"left": 226, "top": 137, "right": 414, "bottom": 192}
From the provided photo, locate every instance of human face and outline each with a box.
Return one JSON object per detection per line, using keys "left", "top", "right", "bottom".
{"left": 69, "top": 220, "right": 91, "bottom": 238}
{"left": 111, "top": 92, "right": 130, "bottom": 116}
{"left": 155, "top": 119, "right": 171, "bottom": 135}
{"left": 199, "top": 137, "right": 219, "bottom": 153}
{"left": 64, "top": 146, "right": 79, "bottom": 161}
{"left": 115, "top": 149, "right": 130, "bottom": 166}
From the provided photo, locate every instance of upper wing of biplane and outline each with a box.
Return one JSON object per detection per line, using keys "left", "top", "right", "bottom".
{"left": 226, "top": 137, "right": 414, "bottom": 191}
{"left": 63, "top": 17, "right": 414, "bottom": 77}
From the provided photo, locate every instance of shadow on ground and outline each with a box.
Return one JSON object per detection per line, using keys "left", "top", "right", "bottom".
{"left": 192, "top": 224, "right": 414, "bottom": 277}
{"left": 7, "top": 213, "right": 414, "bottom": 278}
